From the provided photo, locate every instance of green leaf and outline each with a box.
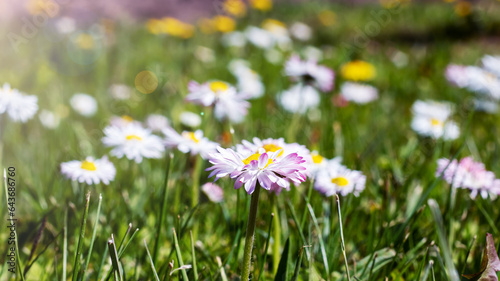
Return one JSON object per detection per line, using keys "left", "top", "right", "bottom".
{"left": 274, "top": 238, "right": 290, "bottom": 281}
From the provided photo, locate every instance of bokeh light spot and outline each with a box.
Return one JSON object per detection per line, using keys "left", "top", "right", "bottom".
{"left": 135, "top": 71, "right": 158, "bottom": 94}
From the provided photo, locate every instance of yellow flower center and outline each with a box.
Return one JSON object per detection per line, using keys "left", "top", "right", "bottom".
{"left": 209, "top": 81, "right": 229, "bottom": 93}
{"left": 182, "top": 132, "right": 200, "bottom": 143}
{"left": 331, "top": 177, "right": 349, "bottom": 187}
{"left": 312, "top": 153, "right": 324, "bottom": 164}
{"left": 81, "top": 160, "right": 97, "bottom": 171}
{"left": 430, "top": 118, "right": 443, "bottom": 127}
{"left": 242, "top": 153, "right": 273, "bottom": 167}
{"left": 262, "top": 144, "right": 284, "bottom": 157}
{"left": 340, "top": 60, "right": 376, "bottom": 81}
{"left": 126, "top": 135, "right": 142, "bottom": 141}
{"left": 121, "top": 115, "right": 134, "bottom": 122}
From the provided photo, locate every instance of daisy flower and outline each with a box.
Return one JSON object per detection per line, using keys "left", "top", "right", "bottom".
{"left": 436, "top": 157, "right": 499, "bottom": 199}
{"left": 221, "top": 31, "right": 247, "bottom": 48}
{"left": 289, "top": 22, "right": 312, "bottom": 41}
{"left": 236, "top": 137, "right": 311, "bottom": 161}
{"left": 179, "top": 111, "right": 202, "bottom": 128}
{"left": 0, "top": 83, "right": 38, "bottom": 123}
{"left": 145, "top": 114, "right": 170, "bottom": 132}
{"left": 481, "top": 55, "right": 500, "bottom": 78}
{"left": 285, "top": 55, "right": 335, "bottom": 92}
{"left": 201, "top": 182, "right": 224, "bottom": 203}
{"left": 340, "top": 82, "right": 379, "bottom": 104}
{"left": 245, "top": 19, "right": 291, "bottom": 50}
{"left": 61, "top": 156, "right": 116, "bottom": 185}
{"left": 307, "top": 151, "right": 342, "bottom": 177}
{"left": 206, "top": 146, "right": 308, "bottom": 194}
{"left": 70, "top": 93, "right": 98, "bottom": 117}
{"left": 108, "top": 84, "right": 132, "bottom": 100}
{"left": 185, "top": 80, "right": 251, "bottom": 123}
{"left": 163, "top": 127, "right": 218, "bottom": 159}
{"left": 463, "top": 66, "right": 500, "bottom": 100}
{"left": 109, "top": 115, "right": 141, "bottom": 128}
{"left": 102, "top": 122, "right": 165, "bottom": 163}
{"left": 445, "top": 64, "right": 469, "bottom": 88}
{"left": 39, "top": 110, "right": 61, "bottom": 129}
{"left": 314, "top": 161, "right": 366, "bottom": 197}
{"left": 229, "top": 60, "right": 265, "bottom": 99}
{"left": 277, "top": 84, "right": 320, "bottom": 114}
{"left": 411, "top": 100, "right": 460, "bottom": 140}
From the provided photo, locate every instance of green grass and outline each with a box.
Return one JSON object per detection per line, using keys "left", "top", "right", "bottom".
{"left": 1, "top": 0, "right": 500, "bottom": 280}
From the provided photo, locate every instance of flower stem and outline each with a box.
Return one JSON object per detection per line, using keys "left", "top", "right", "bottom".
{"left": 241, "top": 184, "right": 261, "bottom": 280}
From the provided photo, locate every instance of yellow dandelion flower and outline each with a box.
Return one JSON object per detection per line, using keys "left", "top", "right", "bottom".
{"left": 341, "top": 60, "right": 376, "bottom": 81}
{"left": 317, "top": 10, "right": 336, "bottom": 26}
{"left": 161, "top": 17, "right": 195, "bottom": 39}
{"left": 224, "top": 0, "right": 247, "bottom": 17}
{"left": 146, "top": 19, "right": 163, "bottom": 35}
{"left": 213, "top": 16, "right": 236, "bottom": 33}
{"left": 454, "top": 1, "right": 472, "bottom": 17}
{"left": 250, "top": 0, "right": 272, "bottom": 11}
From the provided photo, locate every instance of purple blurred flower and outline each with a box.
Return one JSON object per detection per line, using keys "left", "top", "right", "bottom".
{"left": 201, "top": 182, "right": 224, "bottom": 203}
{"left": 436, "top": 157, "right": 500, "bottom": 199}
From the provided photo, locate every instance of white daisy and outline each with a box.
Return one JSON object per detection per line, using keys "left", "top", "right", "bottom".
{"left": 186, "top": 80, "right": 250, "bottom": 123}
{"left": 245, "top": 19, "right": 291, "bottom": 50}
{"left": 108, "top": 84, "right": 132, "bottom": 100}
{"left": 102, "top": 122, "right": 165, "bottom": 163}
{"left": 284, "top": 55, "right": 334, "bottom": 92}
{"left": 70, "top": 93, "right": 98, "bottom": 117}
{"left": 179, "top": 111, "right": 202, "bottom": 128}
{"left": 145, "top": 114, "right": 170, "bottom": 132}
{"left": 289, "top": 22, "right": 312, "bottom": 41}
{"left": 39, "top": 109, "right": 61, "bottom": 129}
{"left": 411, "top": 100, "right": 460, "bottom": 140}
{"left": 229, "top": 60, "right": 264, "bottom": 99}
{"left": 0, "top": 83, "right": 38, "bottom": 123}
{"left": 109, "top": 115, "right": 141, "bottom": 128}
{"left": 61, "top": 156, "right": 116, "bottom": 185}
{"left": 163, "top": 128, "right": 218, "bottom": 159}
{"left": 307, "top": 152, "right": 342, "bottom": 177}
{"left": 314, "top": 161, "right": 366, "bottom": 197}
{"left": 481, "top": 55, "right": 500, "bottom": 78}
{"left": 278, "top": 84, "right": 320, "bottom": 114}
{"left": 463, "top": 66, "right": 500, "bottom": 100}
{"left": 221, "top": 31, "right": 247, "bottom": 48}
{"left": 340, "top": 82, "right": 379, "bottom": 104}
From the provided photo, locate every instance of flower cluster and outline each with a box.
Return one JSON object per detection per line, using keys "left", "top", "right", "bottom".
{"left": 445, "top": 55, "right": 500, "bottom": 113}
{"left": 436, "top": 157, "right": 500, "bottom": 199}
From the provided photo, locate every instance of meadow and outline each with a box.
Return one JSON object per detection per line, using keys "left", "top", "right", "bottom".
{"left": 1, "top": 0, "right": 500, "bottom": 280}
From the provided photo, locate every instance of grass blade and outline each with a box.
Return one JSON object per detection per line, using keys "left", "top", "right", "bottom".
{"left": 154, "top": 153, "right": 173, "bottom": 263}
{"left": 257, "top": 213, "right": 274, "bottom": 281}
{"left": 72, "top": 192, "right": 90, "bottom": 281}
{"left": 83, "top": 193, "right": 103, "bottom": 279}
{"left": 144, "top": 239, "right": 161, "bottom": 281}
{"left": 173, "top": 228, "right": 189, "bottom": 281}
{"left": 274, "top": 238, "right": 290, "bottom": 281}
{"left": 62, "top": 208, "right": 68, "bottom": 281}
{"left": 291, "top": 246, "right": 305, "bottom": 281}
{"left": 307, "top": 203, "right": 330, "bottom": 280}
{"left": 108, "top": 235, "right": 124, "bottom": 281}
{"left": 190, "top": 231, "right": 198, "bottom": 281}
{"left": 336, "top": 195, "right": 351, "bottom": 281}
